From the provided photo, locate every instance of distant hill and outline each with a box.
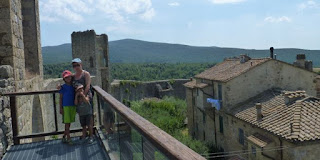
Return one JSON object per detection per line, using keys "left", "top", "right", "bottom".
{"left": 42, "top": 39, "right": 320, "bottom": 66}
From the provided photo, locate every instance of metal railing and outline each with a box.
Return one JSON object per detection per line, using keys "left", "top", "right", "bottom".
{"left": 93, "top": 86, "right": 205, "bottom": 160}
{"left": 1, "top": 90, "right": 83, "bottom": 144}
{"left": 1, "top": 86, "right": 205, "bottom": 160}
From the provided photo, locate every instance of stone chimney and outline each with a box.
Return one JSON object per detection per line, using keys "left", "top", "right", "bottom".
{"left": 256, "top": 103, "right": 263, "bottom": 121}
{"left": 293, "top": 54, "right": 313, "bottom": 71}
{"left": 284, "top": 91, "right": 306, "bottom": 105}
{"left": 270, "top": 47, "right": 274, "bottom": 59}
{"left": 240, "top": 54, "right": 251, "bottom": 63}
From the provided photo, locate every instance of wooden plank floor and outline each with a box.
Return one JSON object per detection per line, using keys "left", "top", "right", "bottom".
{"left": 2, "top": 136, "right": 109, "bottom": 160}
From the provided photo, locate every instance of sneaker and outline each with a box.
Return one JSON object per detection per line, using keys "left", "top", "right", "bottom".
{"left": 88, "top": 137, "right": 94, "bottom": 144}
{"left": 62, "top": 136, "right": 67, "bottom": 143}
{"left": 67, "top": 139, "right": 74, "bottom": 145}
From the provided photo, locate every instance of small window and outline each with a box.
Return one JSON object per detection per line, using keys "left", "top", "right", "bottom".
{"left": 219, "top": 116, "right": 224, "bottom": 133}
{"left": 89, "top": 57, "right": 94, "bottom": 68}
{"left": 192, "top": 97, "right": 195, "bottom": 106}
{"left": 252, "top": 146, "right": 256, "bottom": 156}
{"left": 203, "top": 131, "right": 206, "bottom": 140}
{"left": 239, "top": 128, "right": 244, "bottom": 145}
{"left": 203, "top": 112, "right": 206, "bottom": 124}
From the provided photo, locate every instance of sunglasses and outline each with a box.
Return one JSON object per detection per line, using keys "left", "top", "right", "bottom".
{"left": 73, "top": 64, "right": 80, "bottom": 68}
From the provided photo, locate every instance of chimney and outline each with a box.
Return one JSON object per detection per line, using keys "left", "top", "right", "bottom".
{"left": 240, "top": 54, "right": 251, "bottom": 63}
{"left": 293, "top": 54, "right": 313, "bottom": 71}
{"left": 256, "top": 103, "right": 263, "bottom": 121}
{"left": 284, "top": 91, "right": 306, "bottom": 105}
{"left": 270, "top": 47, "right": 274, "bottom": 59}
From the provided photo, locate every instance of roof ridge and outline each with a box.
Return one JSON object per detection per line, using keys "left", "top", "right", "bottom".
{"left": 291, "top": 100, "right": 303, "bottom": 140}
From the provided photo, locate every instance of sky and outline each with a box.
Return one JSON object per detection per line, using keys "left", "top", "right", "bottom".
{"left": 39, "top": 0, "right": 320, "bottom": 50}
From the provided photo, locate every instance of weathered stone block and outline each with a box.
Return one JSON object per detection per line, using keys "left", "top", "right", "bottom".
{"left": 0, "top": 46, "right": 13, "bottom": 57}
{"left": 0, "top": 8, "right": 11, "bottom": 19}
{"left": 0, "top": 80, "right": 8, "bottom": 88}
{"left": 0, "top": 19, "right": 11, "bottom": 33}
{"left": 0, "top": 57, "right": 13, "bottom": 66}
{"left": 0, "top": 0, "right": 10, "bottom": 8}
{"left": 1, "top": 33, "right": 11, "bottom": 46}
{"left": 0, "top": 65, "right": 13, "bottom": 79}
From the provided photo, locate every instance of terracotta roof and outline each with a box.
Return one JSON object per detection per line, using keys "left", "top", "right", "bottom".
{"left": 195, "top": 58, "right": 271, "bottom": 82}
{"left": 247, "top": 133, "right": 272, "bottom": 147}
{"left": 183, "top": 80, "right": 208, "bottom": 89}
{"left": 233, "top": 89, "right": 320, "bottom": 142}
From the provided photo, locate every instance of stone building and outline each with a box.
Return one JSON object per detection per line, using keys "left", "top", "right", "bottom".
{"left": 71, "top": 30, "right": 110, "bottom": 92}
{"left": 0, "top": 0, "right": 48, "bottom": 154}
{"left": 111, "top": 79, "right": 189, "bottom": 103}
{"left": 184, "top": 53, "right": 320, "bottom": 160}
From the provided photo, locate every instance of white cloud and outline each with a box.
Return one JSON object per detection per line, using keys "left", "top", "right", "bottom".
{"left": 168, "top": 2, "right": 180, "bottom": 6}
{"left": 264, "top": 16, "right": 292, "bottom": 23}
{"left": 39, "top": 0, "right": 155, "bottom": 23}
{"left": 209, "top": 0, "right": 245, "bottom": 4}
{"left": 106, "top": 25, "right": 149, "bottom": 35}
{"left": 299, "top": 0, "right": 319, "bottom": 10}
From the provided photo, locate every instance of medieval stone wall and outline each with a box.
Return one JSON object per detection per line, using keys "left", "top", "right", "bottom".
{"left": 72, "top": 30, "right": 110, "bottom": 92}
{"left": 111, "top": 79, "right": 189, "bottom": 103}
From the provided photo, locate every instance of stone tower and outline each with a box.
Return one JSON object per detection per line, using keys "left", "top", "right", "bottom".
{"left": 71, "top": 30, "right": 110, "bottom": 92}
{"left": 0, "top": 0, "right": 45, "bottom": 154}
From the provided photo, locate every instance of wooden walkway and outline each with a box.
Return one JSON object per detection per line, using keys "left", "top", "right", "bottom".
{"left": 2, "top": 136, "right": 109, "bottom": 160}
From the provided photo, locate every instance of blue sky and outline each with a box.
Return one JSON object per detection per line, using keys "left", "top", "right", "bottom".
{"left": 39, "top": 0, "right": 320, "bottom": 49}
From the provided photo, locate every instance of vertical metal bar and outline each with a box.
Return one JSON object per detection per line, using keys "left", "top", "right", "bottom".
{"left": 97, "top": 94, "right": 102, "bottom": 126}
{"left": 53, "top": 93, "right": 58, "bottom": 132}
{"left": 10, "top": 96, "right": 19, "bottom": 145}
{"left": 142, "top": 136, "right": 145, "bottom": 160}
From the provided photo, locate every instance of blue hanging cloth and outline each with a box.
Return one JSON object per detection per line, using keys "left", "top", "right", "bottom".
{"left": 207, "top": 98, "right": 221, "bottom": 110}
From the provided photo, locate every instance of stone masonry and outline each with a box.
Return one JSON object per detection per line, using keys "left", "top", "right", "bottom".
{"left": 72, "top": 30, "right": 110, "bottom": 92}
{"left": 111, "top": 79, "right": 189, "bottom": 104}
{"left": 0, "top": 0, "right": 48, "bottom": 157}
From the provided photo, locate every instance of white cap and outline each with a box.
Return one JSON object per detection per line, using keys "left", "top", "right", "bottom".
{"left": 72, "top": 58, "right": 82, "bottom": 63}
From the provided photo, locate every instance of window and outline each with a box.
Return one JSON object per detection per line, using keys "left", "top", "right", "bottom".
{"left": 89, "top": 57, "right": 94, "bottom": 68}
{"left": 239, "top": 128, "right": 244, "bottom": 145}
{"left": 203, "top": 131, "right": 206, "bottom": 140}
{"left": 218, "top": 84, "right": 222, "bottom": 100}
{"left": 251, "top": 146, "right": 256, "bottom": 156}
{"left": 203, "top": 112, "right": 206, "bottom": 124}
{"left": 196, "top": 123, "right": 199, "bottom": 132}
{"left": 219, "top": 116, "right": 224, "bottom": 133}
{"left": 192, "top": 97, "right": 195, "bottom": 106}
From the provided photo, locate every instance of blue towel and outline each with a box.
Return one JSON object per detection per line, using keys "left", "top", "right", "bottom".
{"left": 207, "top": 98, "right": 221, "bottom": 110}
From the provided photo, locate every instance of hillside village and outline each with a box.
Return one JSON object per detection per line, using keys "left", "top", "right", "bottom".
{"left": 1, "top": 0, "right": 320, "bottom": 160}
{"left": 184, "top": 51, "right": 320, "bottom": 160}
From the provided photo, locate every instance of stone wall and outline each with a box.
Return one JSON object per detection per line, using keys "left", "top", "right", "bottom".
{"left": 0, "top": 0, "right": 46, "bottom": 157}
{"left": 224, "top": 60, "right": 318, "bottom": 112}
{"left": 111, "top": 79, "right": 189, "bottom": 103}
{"left": 0, "top": 66, "right": 14, "bottom": 156}
{"left": 72, "top": 30, "right": 110, "bottom": 92}
{"left": 21, "top": 0, "right": 43, "bottom": 78}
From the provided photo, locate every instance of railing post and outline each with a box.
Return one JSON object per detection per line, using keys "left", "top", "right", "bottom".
{"left": 53, "top": 93, "right": 58, "bottom": 132}
{"left": 10, "top": 96, "right": 19, "bottom": 145}
{"left": 97, "top": 95, "right": 102, "bottom": 126}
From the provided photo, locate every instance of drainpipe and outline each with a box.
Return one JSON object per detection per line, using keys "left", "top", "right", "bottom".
{"left": 192, "top": 89, "right": 195, "bottom": 138}
{"left": 212, "top": 81, "right": 218, "bottom": 148}
{"left": 279, "top": 137, "right": 283, "bottom": 160}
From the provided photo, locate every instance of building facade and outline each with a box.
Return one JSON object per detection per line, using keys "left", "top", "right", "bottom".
{"left": 184, "top": 54, "right": 320, "bottom": 160}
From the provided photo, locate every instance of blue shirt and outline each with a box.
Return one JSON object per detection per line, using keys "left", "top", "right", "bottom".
{"left": 59, "top": 84, "right": 75, "bottom": 107}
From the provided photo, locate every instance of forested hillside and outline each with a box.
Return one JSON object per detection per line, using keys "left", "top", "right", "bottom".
{"left": 44, "top": 63, "right": 215, "bottom": 80}
{"left": 42, "top": 39, "right": 320, "bottom": 66}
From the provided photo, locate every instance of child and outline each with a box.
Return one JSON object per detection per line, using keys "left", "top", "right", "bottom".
{"left": 59, "top": 70, "right": 76, "bottom": 145}
{"left": 74, "top": 84, "right": 94, "bottom": 143}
